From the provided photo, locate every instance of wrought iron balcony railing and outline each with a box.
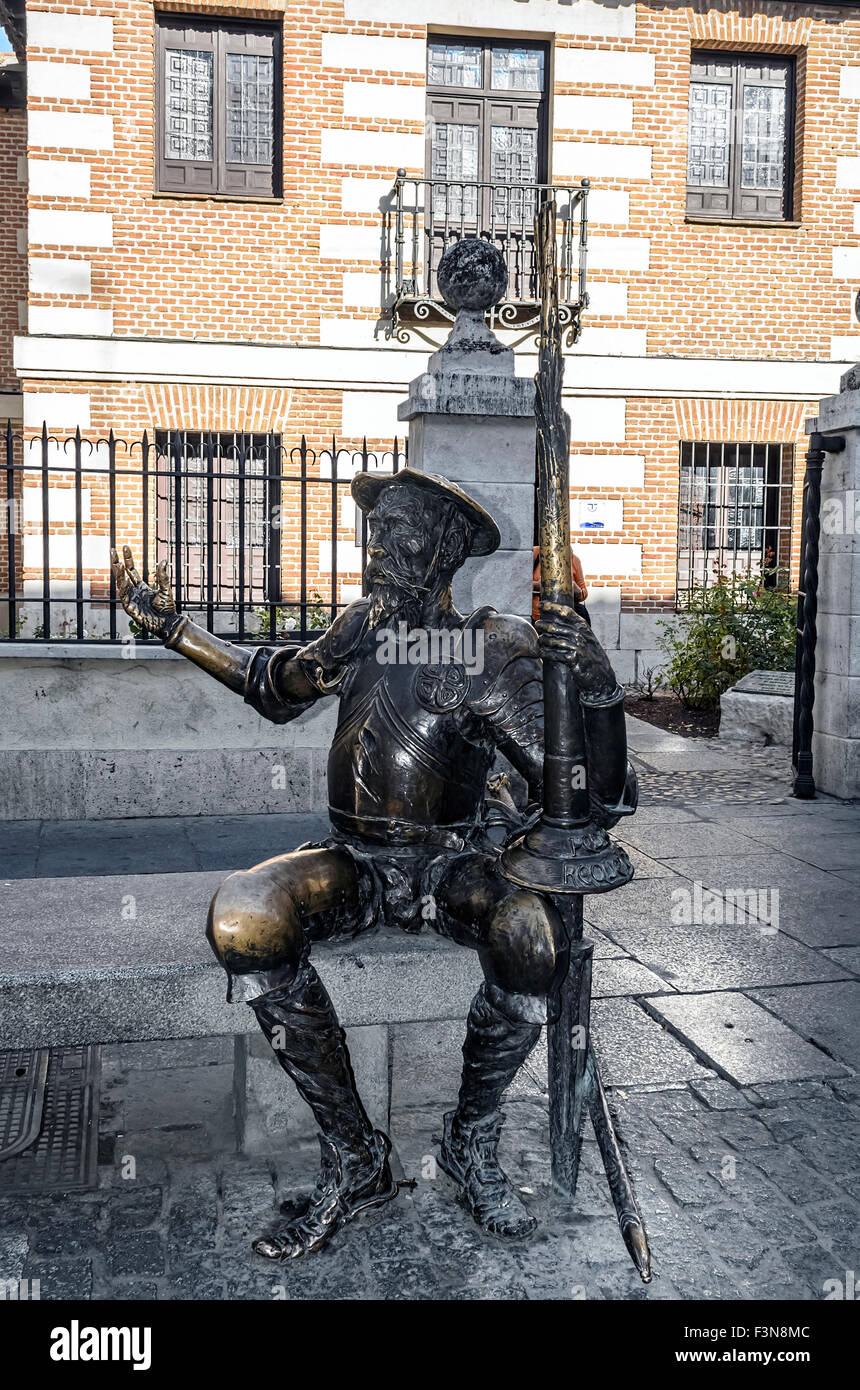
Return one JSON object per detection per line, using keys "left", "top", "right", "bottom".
{"left": 385, "top": 173, "right": 590, "bottom": 347}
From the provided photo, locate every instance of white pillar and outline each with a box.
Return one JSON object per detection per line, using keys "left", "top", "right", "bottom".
{"left": 398, "top": 317, "right": 537, "bottom": 619}
{"left": 807, "top": 367, "right": 860, "bottom": 798}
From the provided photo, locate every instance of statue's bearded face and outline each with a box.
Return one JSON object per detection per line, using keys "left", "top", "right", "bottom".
{"left": 364, "top": 486, "right": 447, "bottom": 627}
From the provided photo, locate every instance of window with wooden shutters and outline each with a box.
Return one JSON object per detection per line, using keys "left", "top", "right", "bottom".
{"left": 425, "top": 37, "right": 547, "bottom": 298}
{"left": 426, "top": 36, "right": 547, "bottom": 223}
{"left": 156, "top": 16, "right": 280, "bottom": 197}
{"left": 686, "top": 52, "right": 795, "bottom": 222}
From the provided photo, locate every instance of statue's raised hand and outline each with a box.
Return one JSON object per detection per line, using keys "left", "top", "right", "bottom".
{"left": 536, "top": 599, "right": 617, "bottom": 702}
{"left": 110, "top": 545, "right": 179, "bottom": 638}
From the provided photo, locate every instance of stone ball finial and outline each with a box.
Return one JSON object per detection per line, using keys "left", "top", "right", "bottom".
{"left": 437, "top": 238, "right": 508, "bottom": 313}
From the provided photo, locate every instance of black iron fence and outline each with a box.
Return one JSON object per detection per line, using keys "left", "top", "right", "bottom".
{"left": 0, "top": 423, "right": 405, "bottom": 645}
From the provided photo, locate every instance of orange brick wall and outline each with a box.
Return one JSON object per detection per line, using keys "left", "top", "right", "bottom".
{"left": 10, "top": 0, "right": 860, "bottom": 619}
{"left": 0, "top": 106, "right": 26, "bottom": 393}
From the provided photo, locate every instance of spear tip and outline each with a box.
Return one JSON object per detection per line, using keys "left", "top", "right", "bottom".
{"left": 623, "top": 1218, "right": 652, "bottom": 1283}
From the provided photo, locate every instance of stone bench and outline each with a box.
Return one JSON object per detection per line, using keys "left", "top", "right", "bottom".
{"left": 0, "top": 869, "right": 485, "bottom": 1147}
{"left": 719, "top": 669, "right": 795, "bottom": 746}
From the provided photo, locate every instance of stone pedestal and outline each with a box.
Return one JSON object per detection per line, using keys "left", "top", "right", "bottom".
{"left": 806, "top": 372, "right": 860, "bottom": 798}
{"left": 398, "top": 317, "right": 537, "bottom": 619}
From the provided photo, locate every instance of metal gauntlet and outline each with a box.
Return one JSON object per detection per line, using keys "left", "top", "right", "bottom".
{"left": 163, "top": 614, "right": 253, "bottom": 693}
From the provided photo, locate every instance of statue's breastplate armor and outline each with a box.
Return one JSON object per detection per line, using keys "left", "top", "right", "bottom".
{"left": 327, "top": 644, "right": 492, "bottom": 832}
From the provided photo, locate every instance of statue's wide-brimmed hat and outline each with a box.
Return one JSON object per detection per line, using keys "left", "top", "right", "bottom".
{"left": 351, "top": 467, "right": 500, "bottom": 557}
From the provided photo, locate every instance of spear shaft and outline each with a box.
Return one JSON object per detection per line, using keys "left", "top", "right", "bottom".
{"left": 534, "top": 200, "right": 590, "bottom": 828}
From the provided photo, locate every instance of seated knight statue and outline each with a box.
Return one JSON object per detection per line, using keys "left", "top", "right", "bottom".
{"left": 110, "top": 464, "right": 635, "bottom": 1259}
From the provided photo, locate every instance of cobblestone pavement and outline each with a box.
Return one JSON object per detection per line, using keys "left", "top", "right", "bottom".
{"left": 1, "top": 721, "right": 858, "bottom": 1301}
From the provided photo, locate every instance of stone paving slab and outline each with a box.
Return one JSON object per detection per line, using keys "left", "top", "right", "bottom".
{"left": 823, "top": 946, "right": 860, "bottom": 975}
{"left": 643, "top": 992, "right": 850, "bottom": 1085}
{"left": 716, "top": 814, "right": 860, "bottom": 849}
{"left": 618, "top": 822, "right": 764, "bottom": 859}
{"left": 757, "top": 834, "right": 859, "bottom": 873}
{"left": 592, "top": 958, "right": 674, "bottom": 997}
{"left": 750, "top": 981, "right": 860, "bottom": 1071}
{"left": 603, "top": 921, "right": 849, "bottom": 993}
{"left": 0, "top": 812, "right": 331, "bottom": 880}
{"left": 617, "top": 847, "right": 680, "bottom": 878}
{"left": 687, "top": 798, "right": 858, "bottom": 821}
{"left": 661, "top": 851, "right": 841, "bottom": 891}
{"left": 746, "top": 888, "right": 860, "bottom": 950}
{"left": 590, "top": 999, "right": 714, "bottom": 1088}
{"left": 585, "top": 876, "right": 694, "bottom": 929}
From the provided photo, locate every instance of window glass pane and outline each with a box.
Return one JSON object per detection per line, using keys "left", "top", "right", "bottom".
{"left": 428, "top": 42, "right": 482, "bottom": 88}
{"left": 687, "top": 82, "right": 731, "bottom": 186}
{"left": 492, "top": 46, "right": 544, "bottom": 92}
{"left": 491, "top": 126, "right": 538, "bottom": 222}
{"left": 165, "top": 48, "right": 213, "bottom": 161}
{"left": 431, "top": 122, "right": 478, "bottom": 219}
{"left": 740, "top": 85, "right": 785, "bottom": 190}
{"left": 226, "top": 52, "right": 274, "bottom": 165}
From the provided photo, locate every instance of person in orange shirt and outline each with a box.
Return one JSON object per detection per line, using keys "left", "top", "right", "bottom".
{"left": 532, "top": 545, "right": 590, "bottom": 627}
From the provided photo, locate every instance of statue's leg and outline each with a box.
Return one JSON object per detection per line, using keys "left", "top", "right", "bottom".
{"left": 207, "top": 847, "right": 396, "bottom": 1259}
{"left": 434, "top": 855, "right": 568, "bottom": 1238}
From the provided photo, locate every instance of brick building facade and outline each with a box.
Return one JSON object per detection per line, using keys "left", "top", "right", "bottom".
{"left": 1, "top": 0, "right": 860, "bottom": 670}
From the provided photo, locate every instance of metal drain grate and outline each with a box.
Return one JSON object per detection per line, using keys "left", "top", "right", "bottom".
{"left": 0, "top": 1046, "right": 100, "bottom": 1195}
{"left": 0, "top": 1048, "right": 49, "bottom": 1160}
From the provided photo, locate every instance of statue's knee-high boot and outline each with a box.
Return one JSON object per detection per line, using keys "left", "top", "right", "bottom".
{"left": 440, "top": 982, "right": 542, "bottom": 1238}
{"left": 248, "top": 963, "right": 397, "bottom": 1258}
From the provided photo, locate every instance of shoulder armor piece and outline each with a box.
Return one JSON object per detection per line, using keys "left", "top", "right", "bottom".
{"left": 299, "top": 597, "right": 370, "bottom": 664}
{"left": 468, "top": 611, "right": 542, "bottom": 714}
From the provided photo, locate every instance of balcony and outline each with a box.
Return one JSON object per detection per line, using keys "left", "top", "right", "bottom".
{"left": 385, "top": 174, "right": 590, "bottom": 348}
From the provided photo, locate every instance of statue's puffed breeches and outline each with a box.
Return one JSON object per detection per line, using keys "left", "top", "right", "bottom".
{"left": 434, "top": 852, "right": 569, "bottom": 1013}
{"left": 206, "top": 845, "right": 373, "bottom": 985}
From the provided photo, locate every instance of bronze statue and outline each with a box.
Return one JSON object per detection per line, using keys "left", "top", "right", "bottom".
{"left": 108, "top": 225, "right": 651, "bottom": 1278}
{"left": 110, "top": 465, "right": 635, "bottom": 1257}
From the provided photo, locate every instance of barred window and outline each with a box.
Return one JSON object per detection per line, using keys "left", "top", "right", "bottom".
{"left": 154, "top": 432, "right": 282, "bottom": 615}
{"left": 156, "top": 16, "right": 280, "bottom": 197}
{"left": 686, "top": 53, "right": 794, "bottom": 222}
{"left": 677, "top": 441, "right": 794, "bottom": 597}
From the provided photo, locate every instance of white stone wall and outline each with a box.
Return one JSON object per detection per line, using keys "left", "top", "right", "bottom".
{"left": 0, "top": 647, "right": 337, "bottom": 819}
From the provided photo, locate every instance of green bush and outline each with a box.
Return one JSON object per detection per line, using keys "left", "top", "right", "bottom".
{"left": 657, "top": 568, "right": 795, "bottom": 711}
{"left": 253, "top": 591, "right": 331, "bottom": 638}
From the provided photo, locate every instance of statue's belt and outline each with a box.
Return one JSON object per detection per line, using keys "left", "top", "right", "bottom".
{"left": 328, "top": 808, "right": 475, "bottom": 852}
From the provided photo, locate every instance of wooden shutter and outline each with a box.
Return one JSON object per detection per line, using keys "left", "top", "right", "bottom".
{"left": 218, "top": 25, "right": 279, "bottom": 197}
{"left": 735, "top": 58, "right": 792, "bottom": 221}
{"left": 686, "top": 55, "right": 734, "bottom": 217}
{"left": 157, "top": 19, "right": 217, "bottom": 195}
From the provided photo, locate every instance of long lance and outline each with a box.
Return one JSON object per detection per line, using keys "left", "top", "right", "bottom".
{"left": 500, "top": 199, "right": 650, "bottom": 1284}
{"left": 500, "top": 201, "right": 632, "bottom": 899}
